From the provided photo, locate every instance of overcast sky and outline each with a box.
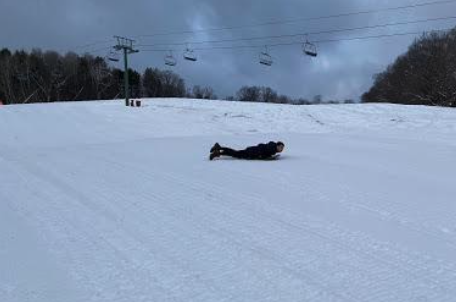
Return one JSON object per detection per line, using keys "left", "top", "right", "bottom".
{"left": 2, "top": 0, "right": 456, "bottom": 100}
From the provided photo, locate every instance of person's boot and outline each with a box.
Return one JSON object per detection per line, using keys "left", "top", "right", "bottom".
{"left": 210, "top": 143, "right": 221, "bottom": 153}
{"left": 210, "top": 148, "right": 221, "bottom": 161}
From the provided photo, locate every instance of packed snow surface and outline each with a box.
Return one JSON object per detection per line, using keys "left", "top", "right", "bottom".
{"left": 1, "top": 99, "right": 456, "bottom": 302}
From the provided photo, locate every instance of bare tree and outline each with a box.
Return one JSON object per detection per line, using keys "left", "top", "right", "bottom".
{"left": 192, "top": 85, "right": 217, "bottom": 99}
{"left": 363, "top": 29, "right": 456, "bottom": 107}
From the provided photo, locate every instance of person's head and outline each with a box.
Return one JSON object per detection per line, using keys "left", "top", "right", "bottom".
{"left": 276, "top": 141, "right": 285, "bottom": 153}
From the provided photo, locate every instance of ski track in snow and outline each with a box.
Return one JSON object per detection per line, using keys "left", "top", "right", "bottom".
{"left": 1, "top": 99, "right": 456, "bottom": 302}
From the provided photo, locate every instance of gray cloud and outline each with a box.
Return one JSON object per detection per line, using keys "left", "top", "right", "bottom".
{"left": 2, "top": 0, "right": 456, "bottom": 100}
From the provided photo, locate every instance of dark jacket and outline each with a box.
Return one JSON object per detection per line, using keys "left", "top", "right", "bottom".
{"left": 244, "top": 141, "right": 278, "bottom": 159}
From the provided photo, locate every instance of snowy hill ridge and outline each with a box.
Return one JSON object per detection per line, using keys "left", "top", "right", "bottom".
{"left": 1, "top": 99, "right": 456, "bottom": 302}
{"left": 0, "top": 99, "right": 455, "bottom": 147}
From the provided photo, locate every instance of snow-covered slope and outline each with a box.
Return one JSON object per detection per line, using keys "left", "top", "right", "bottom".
{"left": 1, "top": 99, "right": 455, "bottom": 302}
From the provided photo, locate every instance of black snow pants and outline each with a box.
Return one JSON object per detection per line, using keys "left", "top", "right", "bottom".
{"left": 220, "top": 147, "right": 257, "bottom": 159}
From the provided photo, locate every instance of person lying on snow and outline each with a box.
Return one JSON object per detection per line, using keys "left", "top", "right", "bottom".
{"left": 210, "top": 141, "right": 285, "bottom": 160}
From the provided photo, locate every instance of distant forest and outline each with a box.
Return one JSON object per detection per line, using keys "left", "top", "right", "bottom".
{"left": 0, "top": 48, "right": 354, "bottom": 106}
{"left": 363, "top": 28, "right": 456, "bottom": 107}
{"left": 0, "top": 48, "right": 211, "bottom": 104}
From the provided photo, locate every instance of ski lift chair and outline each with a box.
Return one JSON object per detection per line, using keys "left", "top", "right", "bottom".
{"left": 303, "top": 41, "right": 318, "bottom": 57}
{"left": 164, "top": 51, "right": 177, "bottom": 66}
{"left": 183, "top": 48, "right": 197, "bottom": 62}
{"left": 259, "top": 47, "right": 273, "bottom": 66}
{"left": 107, "top": 49, "right": 120, "bottom": 62}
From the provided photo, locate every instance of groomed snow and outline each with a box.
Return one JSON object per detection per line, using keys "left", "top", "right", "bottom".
{"left": 1, "top": 99, "right": 455, "bottom": 302}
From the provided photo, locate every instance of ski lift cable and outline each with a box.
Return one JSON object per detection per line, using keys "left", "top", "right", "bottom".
{"left": 65, "top": 40, "right": 113, "bottom": 55}
{"left": 135, "top": 0, "right": 456, "bottom": 38}
{"left": 85, "top": 46, "right": 115, "bottom": 54}
{"left": 137, "top": 15, "right": 456, "bottom": 48}
{"left": 68, "top": 0, "right": 456, "bottom": 53}
{"left": 70, "top": 35, "right": 138, "bottom": 54}
{"left": 70, "top": 1, "right": 456, "bottom": 54}
{"left": 73, "top": 40, "right": 113, "bottom": 50}
{"left": 139, "top": 27, "right": 453, "bottom": 53}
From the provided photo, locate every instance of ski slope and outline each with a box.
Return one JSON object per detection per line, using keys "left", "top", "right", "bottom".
{"left": 1, "top": 99, "right": 455, "bottom": 302}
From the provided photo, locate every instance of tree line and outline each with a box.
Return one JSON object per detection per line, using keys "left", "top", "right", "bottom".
{"left": 0, "top": 48, "right": 217, "bottom": 105}
{"left": 231, "top": 86, "right": 354, "bottom": 105}
{"left": 363, "top": 28, "right": 456, "bottom": 107}
{"left": 0, "top": 47, "right": 355, "bottom": 105}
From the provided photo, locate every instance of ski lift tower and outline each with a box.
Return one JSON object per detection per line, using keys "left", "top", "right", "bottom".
{"left": 113, "top": 36, "right": 139, "bottom": 106}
